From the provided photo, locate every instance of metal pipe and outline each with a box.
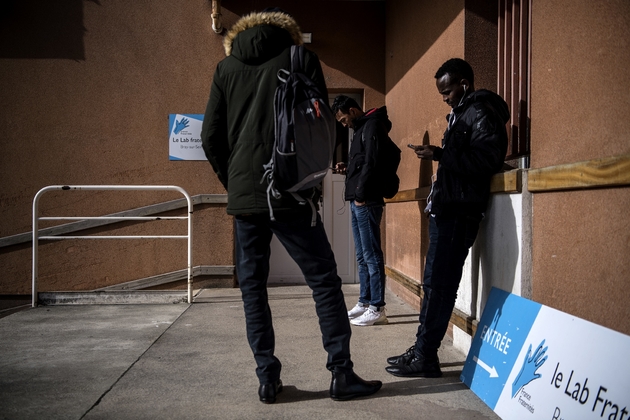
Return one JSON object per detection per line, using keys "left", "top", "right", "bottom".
{"left": 211, "top": 0, "right": 222, "bottom": 34}
{"left": 31, "top": 185, "right": 194, "bottom": 307}
{"left": 38, "top": 236, "right": 189, "bottom": 240}
{"left": 40, "top": 216, "right": 188, "bottom": 221}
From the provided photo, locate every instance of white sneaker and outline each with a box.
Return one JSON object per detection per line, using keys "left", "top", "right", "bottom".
{"left": 350, "top": 308, "right": 388, "bottom": 326}
{"left": 347, "top": 303, "right": 368, "bottom": 319}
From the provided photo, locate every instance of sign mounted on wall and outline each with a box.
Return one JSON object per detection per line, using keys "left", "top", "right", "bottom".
{"left": 462, "top": 287, "right": 630, "bottom": 420}
{"left": 168, "top": 114, "right": 205, "bottom": 161}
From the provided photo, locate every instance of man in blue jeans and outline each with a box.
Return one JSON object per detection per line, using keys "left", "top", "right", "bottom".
{"left": 332, "top": 95, "right": 392, "bottom": 327}
{"left": 386, "top": 58, "right": 509, "bottom": 377}
{"left": 201, "top": 9, "right": 381, "bottom": 403}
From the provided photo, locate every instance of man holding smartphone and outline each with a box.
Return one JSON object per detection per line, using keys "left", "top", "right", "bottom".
{"left": 332, "top": 95, "right": 392, "bottom": 327}
{"left": 386, "top": 58, "right": 509, "bottom": 377}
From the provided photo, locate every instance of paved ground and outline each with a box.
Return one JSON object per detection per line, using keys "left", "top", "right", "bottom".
{"left": 0, "top": 284, "right": 500, "bottom": 420}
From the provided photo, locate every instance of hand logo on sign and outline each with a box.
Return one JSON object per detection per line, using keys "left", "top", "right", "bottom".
{"left": 174, "top": 117, "right": 190, "bottom": 134}
{"left": 511, "top": 339, "right": 548, "bottom": 398}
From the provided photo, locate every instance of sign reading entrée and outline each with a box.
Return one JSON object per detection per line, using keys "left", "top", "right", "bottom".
{"left": 461, "top": 287, "right": 630, "bottom": 420}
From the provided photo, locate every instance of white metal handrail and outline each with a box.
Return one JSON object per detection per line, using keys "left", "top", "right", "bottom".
{"left": 32, "top": 185, "right": 194, "bottom": 307}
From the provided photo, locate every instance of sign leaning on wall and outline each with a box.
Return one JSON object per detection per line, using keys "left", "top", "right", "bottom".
{"left": 168, "top": 114, "right": 205, "bottom": 161}
{"left": 462, "top": 287, "right": 630, "bottom": 420}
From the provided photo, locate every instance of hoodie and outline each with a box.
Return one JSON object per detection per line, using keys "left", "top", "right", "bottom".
{"left": 345, "top": 106, "right": 394, "bottom": 203}
{"left": 430, "top": 89, "right": 510, "bottom": 217}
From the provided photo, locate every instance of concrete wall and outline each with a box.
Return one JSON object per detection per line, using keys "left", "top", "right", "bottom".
{"left": 452, "top": 176, "right": 533, "bottom": 354}
{"left": 0, "top": 0, "right": 385, "bottom": 294}
{"left": 459, "top": 192, "right": 526, "bottom": 317}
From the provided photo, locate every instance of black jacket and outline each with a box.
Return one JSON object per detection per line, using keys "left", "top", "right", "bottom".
{"left": 345, "top": 106, "right": 393, "bottom": 204}
{"left": 430, "top": 89, "right": 510, "bottom": 217}
{"left": 200, "top": 11, "right": 327, "bottom": 216}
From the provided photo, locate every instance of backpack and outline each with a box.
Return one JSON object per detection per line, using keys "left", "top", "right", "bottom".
{"left": 363, "top": 132, "right": 401, "bottom": 199}
{"left": 262, "top": 45, "right": 336, "bottom": 226}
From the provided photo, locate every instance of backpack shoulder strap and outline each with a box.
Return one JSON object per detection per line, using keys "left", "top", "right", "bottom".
{"left": 290, "top": 45, "right": 305, "bottom": 73}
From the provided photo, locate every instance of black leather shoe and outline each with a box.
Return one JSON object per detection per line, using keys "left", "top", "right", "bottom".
{"left": 385, "top": 356, "right": 442, "bottom": 378}
{"left": 386, "top": 345, "right": 416, "bottom": 365}
{"left": 330, "top": 371, "right": 382, "bottom": 401}
{"left": 258, "top": 379, "right": 283, "bottom": 404}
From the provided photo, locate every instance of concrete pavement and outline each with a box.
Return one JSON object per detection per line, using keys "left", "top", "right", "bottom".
{"left": 0, "top": 284, "right": 500, "bottom": 420}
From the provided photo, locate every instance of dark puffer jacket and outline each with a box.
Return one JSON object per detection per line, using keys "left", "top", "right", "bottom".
{"left": 430, "top": 89, "right": 510, "bottom": 217}
{"left": 345, "top": 106, "right": 393, "bottom": 204}
{"left": 201, "top": 11, "right": 328, "bottom": 216}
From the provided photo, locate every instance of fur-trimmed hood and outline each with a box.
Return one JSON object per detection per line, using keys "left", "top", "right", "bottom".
{"left": 223, "top": 11, "right": 303, "bottom": 57}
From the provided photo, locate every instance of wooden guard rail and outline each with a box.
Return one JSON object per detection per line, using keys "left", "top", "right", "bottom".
{"left": 383, "top": 153, "right": 630, "bottom": 335}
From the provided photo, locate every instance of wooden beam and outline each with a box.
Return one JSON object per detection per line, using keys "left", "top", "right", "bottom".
{"left": 385, "top": 266, "right": 422, "bottom": 295}
{"left": 385, "top": 265, "right": 478, "bottom": 336}
{"left": 528, "top": 154, "right": 630, "bottom": 192}
{"left": 450, "top": 307, "right": 478, "bottom": 336}
{"left": 490, "top": 169, "right": 522, "bottom": 193}
{"left": 385, "top": 170, "right": 522, "bottom": 205}
{"left": 384, "top": 186, "right": 431, "bottom": 204}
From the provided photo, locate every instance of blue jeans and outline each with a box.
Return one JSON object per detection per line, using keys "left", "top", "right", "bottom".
{"left": 234, "top": 212, "right": 353, "bottom": 384}
{"left": 350, "top": 202, "right": 386, "bottom": 309}
{"left": 415, "top": 214, "right": 480, "bottom": 360}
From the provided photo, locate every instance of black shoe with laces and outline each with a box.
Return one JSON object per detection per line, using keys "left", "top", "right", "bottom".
{"left": 385, "top": 356, "right": 442, "bottom": 378}
{"left": 386, "top": 345, "right": 416, "bottom": 366}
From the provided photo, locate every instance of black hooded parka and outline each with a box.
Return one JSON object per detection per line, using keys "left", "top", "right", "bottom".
{"left": 201, "top": 11, "right": 328, "bottom": 216}
{"left": 430, "top": 89, "right": 510, "bottom": 217}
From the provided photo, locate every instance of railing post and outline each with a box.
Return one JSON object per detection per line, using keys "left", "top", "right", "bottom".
{"left": 32, "top": 185, "right": 193, "bottom": 307}
{"left": 32, "top": 189, "right": 41, "bottom": 307}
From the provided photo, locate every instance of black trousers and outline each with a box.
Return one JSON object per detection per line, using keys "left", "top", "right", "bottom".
{"left": 234, "top": 212, "right": 354, "bottom": 384}
{"left": 415, "top": 214, "right": 481, "bottom": 359}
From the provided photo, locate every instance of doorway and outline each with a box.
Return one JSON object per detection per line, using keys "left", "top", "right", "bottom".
{"left": 267, "top": 92, "right": 362, "bottom": 284}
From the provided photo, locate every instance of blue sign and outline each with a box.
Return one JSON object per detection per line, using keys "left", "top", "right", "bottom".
{"left": 462, "top": 288, "right": 542, "bottom": 408}
{"left": 168, "top": 114, "right": 205, "bottom": 161}
{"left": 462, "top": 287, "right": 630, "bottom": 419}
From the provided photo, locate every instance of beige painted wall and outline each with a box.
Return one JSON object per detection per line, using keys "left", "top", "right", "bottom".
{"left": 0, "top": 1, "right": 233, "bottom": 294}
{"left": 0, "top": 0, "right": 386, "bottom": 294}
{"left": 385, "top": 0, "right": 630, "bottom": 336}
{"left": 384, "top": 0, "right": 497, "bottom": 285}
{"left": 530, "top": 0, "right": 630, "bottom": 334}
{"left": 3, "top": 0, "right": 627, "bottom": 338}
{"left": 385, "top": 0, "right": 466, "bottom": 282}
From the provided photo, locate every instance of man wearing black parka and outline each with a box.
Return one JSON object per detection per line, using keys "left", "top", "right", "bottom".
{"left": 386, "top": 58, "right": 509, "bottom": 378}
{"left": 200, "top": 8, "right": 381, "bottom": 404}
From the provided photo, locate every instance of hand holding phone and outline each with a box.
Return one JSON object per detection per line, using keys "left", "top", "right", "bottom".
{"left": 408, "top": 144, "right": 435, "bottom": 160}
{"left": 333, "top": 162, "right": 347, "bottom": 175}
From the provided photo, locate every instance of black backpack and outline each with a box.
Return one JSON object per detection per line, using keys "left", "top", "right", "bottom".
{"left": 262, "top": 45, "right": 336, "bottom": 225}
{"left": 380, "top": 136, "right": 401, "bottom": 199}
{"left": 363, "top": 131, "right": 401, "bottom": 199}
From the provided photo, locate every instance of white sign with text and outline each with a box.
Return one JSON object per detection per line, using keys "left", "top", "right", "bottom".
{"left": 168, "top": 114, "right": 205, "bottom": 161}
{"left": 462, "top": 288, "right": 629, "bottom": 420}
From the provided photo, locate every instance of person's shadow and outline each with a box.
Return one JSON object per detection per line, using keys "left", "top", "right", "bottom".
{"left": 276, "top": 374, "right": 469, "bottom": 403}
{"left": 472, "top": 184, "right": 519, "bottom": 315}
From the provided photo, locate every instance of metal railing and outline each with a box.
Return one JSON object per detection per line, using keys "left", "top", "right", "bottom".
{"left": 32, "top": 185, "right": 193, "bottom": 307}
